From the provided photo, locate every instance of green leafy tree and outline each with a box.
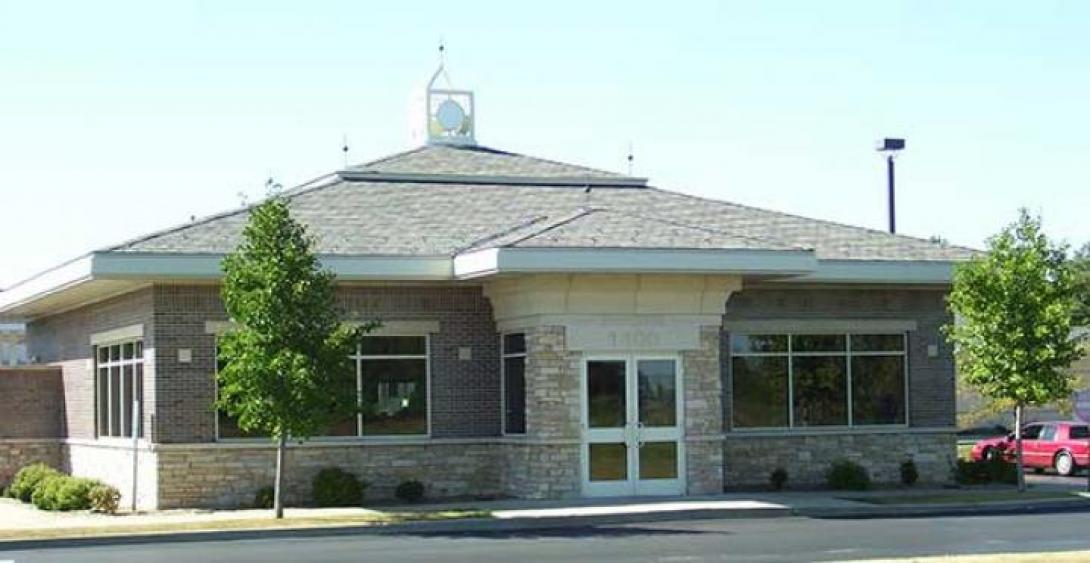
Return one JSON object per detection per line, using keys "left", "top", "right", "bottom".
{"left": 1074, "top": 242, "right": 1090, "bottom": 326}
{"left": 217, "top": 196, "right": 361, "bottom": 518}
{"left": 945, "top": 210, "right": 1086, "bottom": 491}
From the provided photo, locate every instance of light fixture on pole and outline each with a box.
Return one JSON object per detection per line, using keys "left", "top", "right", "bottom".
{"left": 876, "top": 138, "right": 905, "bottom": 234}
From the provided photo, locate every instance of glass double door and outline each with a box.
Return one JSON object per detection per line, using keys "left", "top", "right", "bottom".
{"left": 582, "top": 356, "right": 684, "bottom": 497}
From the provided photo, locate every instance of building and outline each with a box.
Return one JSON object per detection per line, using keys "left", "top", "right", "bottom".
{"left": 0, "top": 68, "right": 972, "bottom": 509}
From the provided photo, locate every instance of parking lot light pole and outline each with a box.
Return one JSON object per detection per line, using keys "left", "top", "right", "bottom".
{"left": 876, "top": 138, "right": 905, "bottom": 234}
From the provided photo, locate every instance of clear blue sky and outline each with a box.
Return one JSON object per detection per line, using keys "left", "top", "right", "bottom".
{"left": 2, "top": 1, "right": 1087, "bottom": 287}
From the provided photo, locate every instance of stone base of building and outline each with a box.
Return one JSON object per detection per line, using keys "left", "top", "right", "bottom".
{"left": 501, "top": 442, "right": 580, "bottom": 499}
{"left": 0, "top": 439, "right": 63, "bottom": 487}
{"left": 723, "top": 431, "right": 957, "bottom": 488}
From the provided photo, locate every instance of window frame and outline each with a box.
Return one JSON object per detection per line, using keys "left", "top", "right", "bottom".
{"left": 730, "top": 331, "right": 910, "bottom": 431}
{"left": 93, "top": 338, "right": 145, "bottom": 441}
{"left": 352, "top": 334, "right": 432, "bottom": 439}
{"left": 500, "top": 333, "right": 528, "bottom": 436}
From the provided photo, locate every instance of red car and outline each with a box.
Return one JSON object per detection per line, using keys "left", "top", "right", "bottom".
{"left": 971, "top": 421, "right": 1090, "bottom": 476}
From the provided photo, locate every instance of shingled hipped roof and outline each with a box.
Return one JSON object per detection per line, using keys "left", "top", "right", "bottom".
{"left": 109, "top": 144, "right": 972, "bottom": 262}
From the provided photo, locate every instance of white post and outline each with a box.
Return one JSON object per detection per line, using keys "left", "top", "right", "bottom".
{"left": 131, "top": 400, "right": 140, "bottom": 512}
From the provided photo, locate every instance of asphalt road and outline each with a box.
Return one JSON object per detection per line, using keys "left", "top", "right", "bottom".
{"left": 5, "top": 512, "right": 1090, "bottom": 563}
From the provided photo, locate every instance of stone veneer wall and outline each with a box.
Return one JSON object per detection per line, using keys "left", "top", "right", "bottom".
{"left": 680, "top": 326, "right": 725, "bottom": 495}
{"left": 501, "top": 326, "right": 582, "bottom": 498}
{"left": 723, "top": 432, "right": 957, "bottom": 487}
{"left": 155, "top": 442, "right": 501, "bottom": 509}
{"left": 0, "top": 441, "right": 63, "bottom": 488}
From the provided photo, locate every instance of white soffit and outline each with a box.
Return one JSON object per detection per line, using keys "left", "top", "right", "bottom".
{"left": 453, "top": 248, "right": 818, "bottom": 279}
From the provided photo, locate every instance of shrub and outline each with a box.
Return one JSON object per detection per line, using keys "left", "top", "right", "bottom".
{"left": 826, "top": 459, "right": 870, "bottom": 491}
{"left": 395, "top": 480, "right": 425, "bottom": 503}
{"left": 9, "top": 463, "right": 61, "bottom": 503}
{"left": 32, "top": 475, "right": 99, "bottom": 511}
{"left": 89, "top": 484, "right": 121, "bottom": 514}
{"left": 312, "top": 468, "right": 366, "bottom": 507}
{"left": 254, "top": 485, "right": 275, "bottom": 509}
{"left": 900, "top": 459, "right": 919, "bottom": 486}
{"left": 769, "top": 468, "right": 788, "bottom": 491}
{"left": 954, "top": 458, "right": 1017, "bottom": 485}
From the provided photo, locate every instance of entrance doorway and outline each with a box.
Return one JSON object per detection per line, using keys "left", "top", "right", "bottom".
{"left": 581, "top": 356, "right": 685, "bottom": 496}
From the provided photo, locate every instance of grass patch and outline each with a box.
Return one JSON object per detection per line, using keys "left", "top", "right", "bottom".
{"left": 849, "top": 490, "right": 1081, "bottom": 505}
{"left": 0, "top": 508, "right": 491, "bottom": 542}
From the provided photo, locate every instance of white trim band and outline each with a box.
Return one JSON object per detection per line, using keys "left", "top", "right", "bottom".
{"left": 89, "top": 323, "right": 144, "bottom": 345}
{"left": 723, "top": 319, "right": 918, "bottom": 333}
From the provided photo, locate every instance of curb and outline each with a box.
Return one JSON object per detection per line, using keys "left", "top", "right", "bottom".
{"left": 0, "top": 506, "right": 790, "bottom": 552}
{"left": 797, "top": 498, "right": 1090, "bottom": 519}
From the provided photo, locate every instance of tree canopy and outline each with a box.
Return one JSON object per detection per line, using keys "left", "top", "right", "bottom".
{"left": 946, "top": 209, "right": 1085, "bottom": 407}
{"left": 216, "top": 196, "right": 360, "bottom": 441}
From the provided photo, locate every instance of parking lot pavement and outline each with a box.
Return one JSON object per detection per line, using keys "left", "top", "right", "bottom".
{"left": 1026, "top": 472, "right": 1089, "bottom": 490}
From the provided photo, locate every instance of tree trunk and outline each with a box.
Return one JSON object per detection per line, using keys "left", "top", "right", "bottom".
{"left": 1014, "top": 403, "right": 1026, "bottom": 492}
{"left": 274, "top": 433, "right": 287, "bottom": 519}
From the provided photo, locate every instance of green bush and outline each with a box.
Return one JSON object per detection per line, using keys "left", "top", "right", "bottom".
{"left": 900, "top": 459, "right": 919, "bottom": 486}
{"left": 312, "top": 468, "right": 366, "bottom": 507}
{"left": 954, "top": 458, "right": 1017, "bottom": 485}
{"left": 395, "top": 480, "right": 425, "bottom": 503}
{"left": 254, "top": 485, "right": 275, "bottom": 509}
{"left": 826, "top": 459, "right": 870, "bottom": 491}
{"left": 8, "top": 463, "right": 61, "bottom": 503}
{"left": 89, "top": 484, "right": 121, "bottom": 514}
{"left": 769, "top": 468, "right": 788, "bottom": 491}
{"left": 32, "top": 475, "right": 99, "bottom": 511}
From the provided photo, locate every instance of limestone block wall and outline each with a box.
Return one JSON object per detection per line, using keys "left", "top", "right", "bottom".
{"left": 502, "top": 326, "right": 582, "bottom": 498}
{"left": 681, "top": 326, "right": 725, "bottom": 494}
{"left": 155, "top": 442, "right": 501, "bottom": 509}
{"left": 501, "top": 442, "right": 580, "bottom": 499}
{"left": 0, "top": 440, "right": 63, "bottom": 488}
{"left": 723, "top": 432, "right": 957, "bottom": 488}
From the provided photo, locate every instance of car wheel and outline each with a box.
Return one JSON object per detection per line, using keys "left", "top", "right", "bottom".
{"left": 1055, "top": 451, "right": 1075, "bottom": 477}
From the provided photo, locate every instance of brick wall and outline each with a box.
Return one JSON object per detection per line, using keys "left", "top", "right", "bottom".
{"left": 26, "top": 289, "right": 155, "bottom": 439}
{"left": 150, "top": 283, "right": 501, "bottom": 443}
{"left": 722, "top": 287, "right": 955, "bottom": 429}
{"left": 0, "top": 367, "right": 63, "bottom": 438}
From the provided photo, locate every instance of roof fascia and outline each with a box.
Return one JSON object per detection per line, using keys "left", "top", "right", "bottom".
{"left": 453, "top": 247, "right": 818, "bottom": 279}
{"left": 92, "top": 252, "right": 454, "bottom": 281}
{"left": 778, "top": 259, "right": 955, "bottom": 285}
{"left": 336, "top": 170, "right": 648, "bottom": 187}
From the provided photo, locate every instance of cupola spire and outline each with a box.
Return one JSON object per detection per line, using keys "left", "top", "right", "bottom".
{"left": 411, "top": 44, "right": 476, "bottom": 147}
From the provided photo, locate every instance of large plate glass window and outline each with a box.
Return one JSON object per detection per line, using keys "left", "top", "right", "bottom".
{"left": 356, "top": 335, "right": 428, "bottom": 435}
{"left": 502, "top": 333, "right": 527, "bottom": 435}
{"left": 216, "top": 334, "right": 430, "bottom": 439}
{"left": 95, "top": 339, "right": 144, "bottom": 438}
{"left": 731, "top": 332, "right": 907, "bottom": 429}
